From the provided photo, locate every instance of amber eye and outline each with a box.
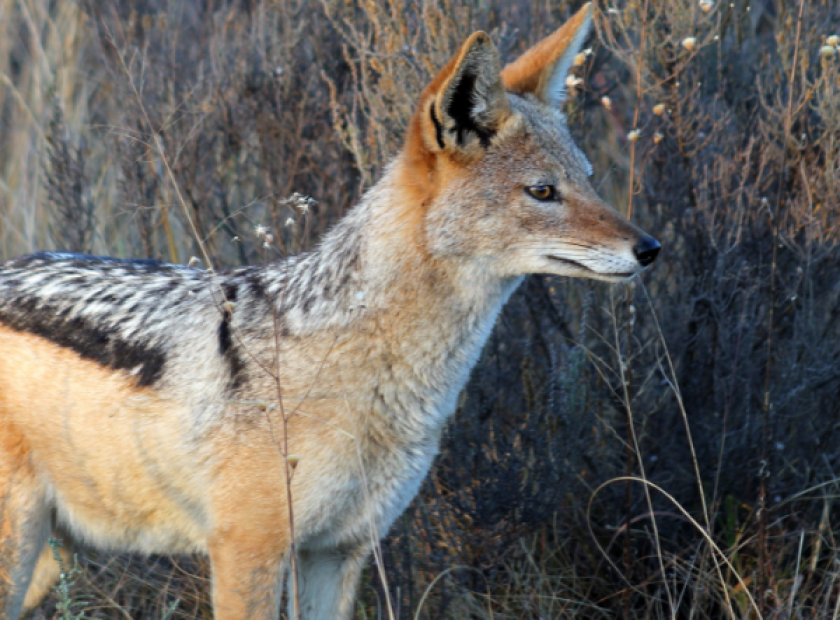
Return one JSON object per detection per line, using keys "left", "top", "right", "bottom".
{"left": 526, "top": 185, "right": 557, "bottom": 202}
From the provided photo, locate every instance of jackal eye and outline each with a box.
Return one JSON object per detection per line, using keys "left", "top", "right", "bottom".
{"left": 526, "top": 185, "right": 558, "bottom": 202}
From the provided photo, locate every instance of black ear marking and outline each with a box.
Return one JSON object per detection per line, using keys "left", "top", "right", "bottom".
{"left": 429, "top": 104, "right": 445, "bottom": 150}
{"left": 446, "top": 68, "right": 494, "bottom": 148}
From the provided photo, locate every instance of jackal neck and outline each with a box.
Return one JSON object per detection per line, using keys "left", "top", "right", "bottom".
{"left": 262, "top": 163, "right": 522, "bottom": 435}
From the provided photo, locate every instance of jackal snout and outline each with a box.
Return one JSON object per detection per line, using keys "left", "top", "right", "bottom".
{"left": 536, "top": 196, "right": 661, "bottom": 282}
{"left": 633, "top": 234, "right": 661, "bottom": 267}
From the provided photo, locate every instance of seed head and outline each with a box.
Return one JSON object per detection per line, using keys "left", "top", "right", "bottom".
{"left": 627, "top": 129, "right": 641, "bottom": 143}
{"left": 699, "top": 0, "right": 713, "bottom": 12}
{"left": 601, "top": 96, "right": 612, "bottom": 110}
{"left": 653, "top": 103, "right": 666, "bottom": 116}
{"left": 827, "top": 35, "right": 839, "bottom": 47}
{"left": 820, "top": 45, "right": 836, "bottom": 59}
{"left": 287, "top": 455, "right": 300, "bottom": 469}
{"left": 285, "top": 192, "right": 317, "bottom": 213}
{"left": 653, "top": 132, "right": 664, "bottom": 144}
{"left": 682, "top": 37, "right": 697, "bottom": 51}
{"left": 573, "top": 52, "right": 587, "bottom": 67}
{"left": 187, "top": 256, "right": 201, "bottom": 268}
{"left": 565, "top": 75, "right": 584, "bottom": 90}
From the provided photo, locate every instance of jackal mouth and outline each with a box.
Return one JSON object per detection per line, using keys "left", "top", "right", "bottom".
{"left": 546, "top": 255, "right": 635, "bottom": 279}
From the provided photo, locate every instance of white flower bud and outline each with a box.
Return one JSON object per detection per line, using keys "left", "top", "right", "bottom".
{"left": 565, "top": 75, "right": 584, "bottom": 90}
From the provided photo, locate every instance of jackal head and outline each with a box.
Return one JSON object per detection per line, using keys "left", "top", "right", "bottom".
{"left": 400, "top": 3, "right": 660, "bottom": 282}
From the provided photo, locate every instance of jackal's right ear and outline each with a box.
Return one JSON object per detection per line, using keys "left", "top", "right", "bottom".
{"left": 501, "top": 2, "right": 593, "bottom": 107}
{"left": 420, "top": 32, "right": 511, "bottom": 155}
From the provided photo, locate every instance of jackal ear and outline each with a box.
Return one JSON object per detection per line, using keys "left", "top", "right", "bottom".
{"left": 425, "top": 32, "right": 511, "bottom": 154}
{"left": 501, "top": 2, "right": 593, "bottom": 107}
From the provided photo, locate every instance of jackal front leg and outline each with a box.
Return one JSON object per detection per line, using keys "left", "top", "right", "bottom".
{"left": 293, "top": 545, "right": 371, "bottom": 620}
{"left": 207, "top": 464, "right": 292, "bottom": 620}
{"left": 208, "top": 532, "right": 288, "bottom": 620}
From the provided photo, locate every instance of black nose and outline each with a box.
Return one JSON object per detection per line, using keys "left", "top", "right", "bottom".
{"left": 633, "top": 235, "right": 661, "bottom": 267}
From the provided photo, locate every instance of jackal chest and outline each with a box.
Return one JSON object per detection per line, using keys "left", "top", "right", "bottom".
{"left": 291, "top": 429, "right": 440, "bottom": 552}
{"left": 267, "top": 314, "right": 491, "bottom": 549}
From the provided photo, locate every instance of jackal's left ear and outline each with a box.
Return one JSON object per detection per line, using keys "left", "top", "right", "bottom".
{"left": 423, "top": 32, "right": 511, "bottom": 154}
{"left": 501, "top": 2, "right": 593, "bottom": 107}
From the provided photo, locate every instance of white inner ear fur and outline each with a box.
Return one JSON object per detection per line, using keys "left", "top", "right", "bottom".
{"left": 545, "top": 11, "right": 593, "bottom": 107}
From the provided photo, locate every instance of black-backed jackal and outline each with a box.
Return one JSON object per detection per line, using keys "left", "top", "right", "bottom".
{"left": 0, "top": 4, "right": 659, "bottom": 618}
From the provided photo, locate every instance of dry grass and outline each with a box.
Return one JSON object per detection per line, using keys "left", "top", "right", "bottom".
{"left": 3, "top": 0, "right": 840, "bottom": 618}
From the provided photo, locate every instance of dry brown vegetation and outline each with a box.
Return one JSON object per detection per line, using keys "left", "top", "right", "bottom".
{"left": 2, "top": 0, "right": 840, "bottom": 618}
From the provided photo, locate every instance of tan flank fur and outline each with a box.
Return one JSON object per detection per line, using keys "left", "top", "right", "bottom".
{"left": 0, "top": 5, "right": 660, "bottom": 619}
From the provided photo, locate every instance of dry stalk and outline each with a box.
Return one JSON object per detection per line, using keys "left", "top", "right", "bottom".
{"left": 759, "top": 0, "right": 806, "bottom": 612}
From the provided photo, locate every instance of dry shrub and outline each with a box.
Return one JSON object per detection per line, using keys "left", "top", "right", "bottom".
{"left": 2, "top": 0, "right": 840, "bottom": 618}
